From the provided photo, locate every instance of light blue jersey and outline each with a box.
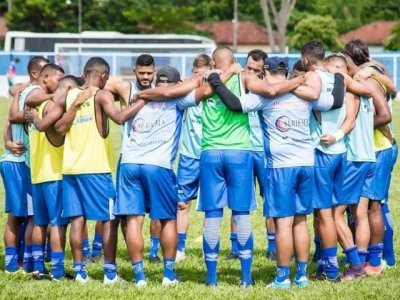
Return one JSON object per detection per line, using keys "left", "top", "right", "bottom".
{"left": 121, "top": 91, "right": 197, "bottom": 169}
{"left": 310, "top": 70, "right": 346, "bottom": 155}
{"left": 1, "top": 85, "right": 39, "bottom": 165}
{"left": 346, "top": 96, "right": 376, "bottom": 162}
{"left": 240, "top": 93, "right": 314, "bottom": 168}
{"left": 180, "top": 104, "right": 202, "bottom": 159}
{"left": 249, "top": 111, "right": 264, "bottom": 152}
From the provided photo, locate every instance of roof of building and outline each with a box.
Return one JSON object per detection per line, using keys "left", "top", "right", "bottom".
{"left": 196, "top": 20, "right": 278, "bottom": 45}
{"left": 340, "top": 21, "right": 397, "bottom": 45}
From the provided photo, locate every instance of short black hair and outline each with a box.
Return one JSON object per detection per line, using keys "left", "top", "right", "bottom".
{"left": 59, "top": 75, "right": 84, "bottom": 88}
{"left": 193, "top": 54, "right": 212, "bottom": 68}
{"left": 301, "top": 40, "right": 325, "bottom": 63}
{"left": 293, "top": 60, "right": 306, "bottom": 72}
{"left": 83, "top": 57, "right": 110, "bottom": 76}
{"left": 344, "top": 40, "right": 370, "bottom": 66}
{"left": 14, "top": 58, "right": 20, "bottom": 63}
{"left": 135, "top": 54, "right": 155, "bottom": 67}
{"left": 40, "top": 63, "right": 65, "bottom": 75}
{"left": 27, "top": 56, "right": 50, "bottom": 74}
{"left": 246, "top": 49, "right": 268, "bottom": 62}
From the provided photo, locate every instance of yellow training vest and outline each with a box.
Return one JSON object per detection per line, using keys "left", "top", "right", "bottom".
{"left": 29, "top": 100, "right": 64, "bottom": 184}
{"left": 369, "top": 77, "right": 393, "bottom": 152}
{"left": 62, "top": 88, "right": 113, "bottom": 175}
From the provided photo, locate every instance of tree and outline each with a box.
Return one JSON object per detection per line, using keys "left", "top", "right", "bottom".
{"left": 259, "top": 0, "right": 297, "bottom": 51}
{"left": 384, "top": 22, "right": 400, "bottom": 51}
{"left": 289, "top": 15, "right": 342, "bottom": 51}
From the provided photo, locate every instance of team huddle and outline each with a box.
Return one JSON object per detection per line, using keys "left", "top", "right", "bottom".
{"left": 0, "top": 38, "right": 398, "bottom": 289}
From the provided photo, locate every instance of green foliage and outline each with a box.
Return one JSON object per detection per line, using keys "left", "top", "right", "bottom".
{"left": 289, "top": 15, "right": 342, "bottom": 51}
{"left": 384, "top": 22, "right": 400, "bottom": 51}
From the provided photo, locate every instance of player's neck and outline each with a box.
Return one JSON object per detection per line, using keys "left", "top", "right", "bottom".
{"left": 308, "top": 62, "right": 326, "bottom": 72}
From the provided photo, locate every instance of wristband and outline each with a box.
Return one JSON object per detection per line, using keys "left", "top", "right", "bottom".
{"left": 333, "top": 129, "right": 345, "bottom": 142}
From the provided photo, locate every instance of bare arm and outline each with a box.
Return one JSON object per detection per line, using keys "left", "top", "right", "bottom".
{"left": 354, "top": 67, "right": 396, "bottom": 98}
{"left": 9, "top": 83, "right": 28, "bottom": 98}
{"left": 320, "top": 92, "right": 357, "bottom": 147}
{"left": 96, "top": 89, "right": 147, "bottom": 125}
{"left": 26, "top": 96, "right": 65, "bottom": 132}
{"left": 3, "top": 122, "right": 26, "bottom": 155}
{"left": 136, "top": 75, "right": 202, "bottom": 101}
{"left": 292, "top": 71, "right": 321, "bottom": 100}
{"left": 25, "top": 88, "right": 54, "bottom": 107}
{"left": 247, "top": 73, "right": 303, "bottom": 98}
{"left": 104, "top": 80, "right": 131, "bottom": 108}
{"left": 8, "top": 90, "right": 24, "bottom": 124}
{"left": 344, "top": 74, "right": 373, "bottom": 97}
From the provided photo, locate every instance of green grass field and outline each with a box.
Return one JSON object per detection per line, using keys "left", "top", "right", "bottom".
{"left": 0, "top": 96, "right": 399, "bottom": 299}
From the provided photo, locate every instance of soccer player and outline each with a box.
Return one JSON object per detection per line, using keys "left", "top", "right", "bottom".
{"left": 6, "top": 58, "right": 20, "bottom": 88}
{"left": 1, "top": 56, "right": 49, "bottom": 274}
{"left": 105, "top": 54, "right": 161, "bottom": 263}
{"left": 25, "top": 73, "right": 92, "bottom": 281}
{"left": 344, "top": 40, "right": 393, "bottom": 275}
{"left": 34, "top": 57, "right": 146, "bottom": 283}
{"left": 115, "top": 66, "right": 201, "bottom": 286}
{"left": 24, "top": 63, "right": 65, "bottom": 279}
{"left": 136, "top": 47, "right": 303, "bottom": 287}
{"left": 207, "top": 56, "right": 316, "bottom": 288}
{"left": 175, "top": 54, "right": 212, "bottom": 262}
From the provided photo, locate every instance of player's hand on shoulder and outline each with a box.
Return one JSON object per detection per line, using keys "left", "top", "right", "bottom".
{"left": 354, "top": 68, "right": 374, "bottom": 81}
{"left": 74, "top": 87, "right": 97, "bottom": 106}
{"left": 24, "top": 107, "right": 38, "bottom": 123}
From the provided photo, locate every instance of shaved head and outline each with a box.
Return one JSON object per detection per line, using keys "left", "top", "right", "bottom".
{"left": 212, "top": 47, "right": 235, "bottom": 69}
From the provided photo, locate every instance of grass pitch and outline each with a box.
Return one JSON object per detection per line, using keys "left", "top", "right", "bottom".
{"left": 0, "top": 97, "right": 399, "bottom": 299}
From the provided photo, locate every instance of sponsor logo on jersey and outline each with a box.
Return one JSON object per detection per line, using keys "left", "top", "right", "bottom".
{"left": 132, "top": 118, "right": 166, "bottom": 132}
{"left": 275, "top": 116, "right": 309, "bottom": 132}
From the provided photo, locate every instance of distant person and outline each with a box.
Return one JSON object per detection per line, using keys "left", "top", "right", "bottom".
{"left": 7, "top": 58, "right": 20, "bottom": 88}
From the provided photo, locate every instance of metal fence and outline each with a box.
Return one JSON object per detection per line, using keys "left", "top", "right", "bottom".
{"left": 0, "top": 51, "right": 399, "bottom": 97}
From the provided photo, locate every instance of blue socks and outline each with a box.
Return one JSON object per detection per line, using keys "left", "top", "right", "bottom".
{"left": 266, "top": 232, "right": 276, "bottom": 254}
{"left": 163, "top": 258, "right": 176, "bottom": 280}
{"left": 313, "top": 236, "right": 321, "bottom": 262}
{"left": 358, "top": 250, "right": 368, "bottom": 264}
{"left": 5, "top": 247, "right": 19, "bottom": 272}
{"left": 321, "top": 247, "right": 339, "bottom": 279}
{"left": 132, "top": 260, "right": 146, "bottom": 282}
{"left": 73, "top": 262, "right": 87, "bottom": 279}
{"left": 45, "top": 242, "right": 52, "bottom": 262}
{"left": 51, "top": 251, "right": 65, "bottom": 279}
{"left": 104, "top": 261, "right": 117, "bottom": 280}
{"left": 91, "top": 233, "right": 103, "bottom": 258}
{"left": 230, "top": 233, "right": 239, "bottom": 255}
{"left": 295, "top": 261, "right": 307, "bottom": 280}
{"left": 233, "top": 212, "right": 253, "bottom": 284}
{"left": 382, "top": 203, "right": 396, "bottom": 266}
{"left": 23, "top": 244, "right": 33, "bottom": 273}
{"left": 177, "top": 233, "right": 187, "bottom": 252}
{"left": 367, "top": 243, "right": 383, "bottom": 267}
{"left": 344, "top": 246, "right": 361, "bottom": 265}
{"left": 82, "top": 238, "right": 91, "bottom": 258}
{"left": 203, "top": 209, "right": 223, "bottom": 285}
{"left": 149, "top": 236, "right": 160, "bottom": 258}
{"left": 32, "top": 244, "right": 45, "bottom": 273}
{"left": 276, "top": 266, "right": 290, "bottom": 283}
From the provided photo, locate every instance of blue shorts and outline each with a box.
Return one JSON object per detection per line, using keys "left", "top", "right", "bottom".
{"left": 364, "top": 147, "right": 392, "bottom": 201}
{"left": 198, "top": 150, "right": 256, "bottom": 212}
{"left": 62, "top": 174, "right": 116, "bottom": 221}
{"left": 252, "top": 151, "right": 266, "bottom": 197}
{"left": 264, "top": 167, "right": 314, "bottom": 218}
{"left": 313, "top": 150, "right": 346, "bottom": 209}
{"left": 0, "top": 161, "right": 33, "bottom": 217}
{"left": 337, "top": 161, "right": 375, "bottom": 206}
{"left": 177, "top": 154, "right": 200, "bottom": 202}
{"left": 32, "top": 180, "right": 68, "bottom": 226}
{"left": 383, "top": 141, "right": 398, "bottom": 203}
{"left": 115, "top": 164, "right": 178, "bottom": 220}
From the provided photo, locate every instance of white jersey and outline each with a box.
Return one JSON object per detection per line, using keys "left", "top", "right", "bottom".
{"left": 240, "top": 92, "right": 314, "bottom": 168}
{"left": 121, "top": 91, "right": 197, "bottom": 169}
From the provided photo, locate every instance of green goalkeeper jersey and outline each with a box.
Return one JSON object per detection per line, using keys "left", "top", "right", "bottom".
{"left": 201, "top": 73, "right": 251, "bottom": 150}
